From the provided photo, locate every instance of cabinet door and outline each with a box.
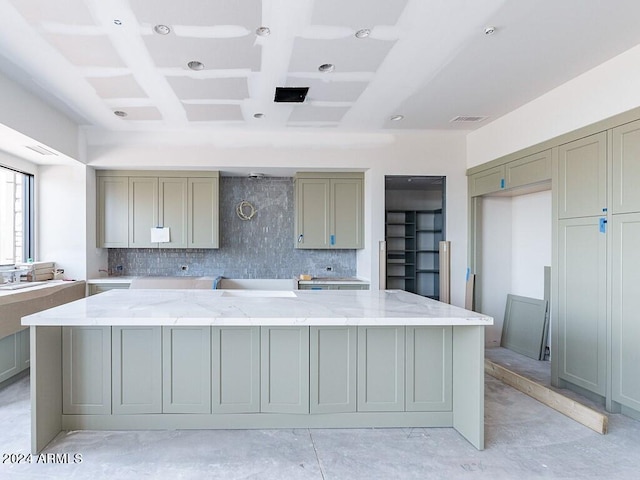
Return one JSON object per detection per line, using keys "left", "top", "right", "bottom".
{"left": 62, "top": 326, "right": 111, "bottom": 415}
{"left": 558, "top": 132, "right": 607, "bottom": 219}
{"left": 212, "top": 327, "right": 260, "bottom": 413}
{"left": 97, "top": 176, "right": 129, "bottom": 247}
{"left": 557, "top": 217, "right": 606, "bottom": 395}
{"left": 128, "top": 177, "right": 158, "bottom": 247}
{"left": 310, "top": 327, "right": 356, "bottom": 414}
{"left": 163, "top": 327, "right": 211, "bottom": 414}
{"left": 612, "top": 213, "right": 640, "bottom": 410}
{"left": 159, "top": 177, "right": 188, "bottom": 248}
{"left": 469, "top": 165, "right": 505, "bottom": 197}
{"left": 295, "top": 178, "right": 330, "bottom": 248}
{"left": 188, "top": 177, "right": 219, "bottom": 248}
{"left": 331, "top": 178, "right": 363, "bottom": 248}
{"left": 357, "top": 326, "right": 405, "bottom": 412}
{"left": 612, "top": 120, "right": 640, "bottom": 214}
{"left": 18, "top": 327, "right": 30, "bottom": 370}
{"left": 0, "top": 332, "right": 20, "bottom": 383}
{"left": 261, "top": 327, "right": 309, "bottom": 414}
{"left": 505, "top": 149, "right": 552, "bottom": 189}
{"left": 112, "top": 326, "right": 162, "bottom": 414}
{"left": 406, "top": 327, "right": 452, "bottom": 411}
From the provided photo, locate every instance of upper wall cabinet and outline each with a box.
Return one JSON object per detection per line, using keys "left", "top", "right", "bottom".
{"left": 294, "top": 173, "right": 364, "bottom": 249}
{"left": 97, "top": 171, "right": 219, "bottom": 249}
{"left": 557, "top": 132, "right": 607, "bottom": 219}
{"left": 505, "top": 149, "right": 551, "bottom": 190}
{"left": 469, "top": 165, "right": 505, "bottom": 197}
{"left": 612, "top": 120, "right": 640, "bottom": 214}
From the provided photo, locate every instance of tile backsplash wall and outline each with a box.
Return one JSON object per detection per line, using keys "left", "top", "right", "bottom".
{"left": 108, "top": 177, "right": 357, "bottom": 278}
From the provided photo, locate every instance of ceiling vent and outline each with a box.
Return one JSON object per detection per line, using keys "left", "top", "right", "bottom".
{"left": 450, "top": 116, "right": 487, "bottom": 123}
{"left": 25, "top": 145, "right": 58, "bottom": 156}
{"left": 274, "top": 87, "right": 309, "bottom": 103}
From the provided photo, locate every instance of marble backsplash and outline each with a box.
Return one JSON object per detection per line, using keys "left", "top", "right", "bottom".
{"left": 108, "top": 177, "right": 357, "bottom": 279}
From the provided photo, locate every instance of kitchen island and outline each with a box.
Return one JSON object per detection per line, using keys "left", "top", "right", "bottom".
{"left": 23, "top": 289, "right": 492, "bottom": 453}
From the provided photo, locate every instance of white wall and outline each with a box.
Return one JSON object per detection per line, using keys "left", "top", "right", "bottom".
{"left": 479, "top": 191, "right": 551, "bottom": 346}
{"left": 38, "top": 163, "right": 88, "bottom": 280}
{"left": 87, "top": 130, "right": 471, "bottom": 306}
{"left": 467, "top": 44, "right": 640, "bottom": 167}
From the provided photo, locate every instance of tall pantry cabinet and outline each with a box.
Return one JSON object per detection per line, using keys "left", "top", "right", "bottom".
{"left": 555, "top": 121, "right": 640, "bottom": 416}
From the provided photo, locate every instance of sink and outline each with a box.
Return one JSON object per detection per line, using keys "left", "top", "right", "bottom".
{"left": 221, "top": 290, "right": 297, "bottom": 298}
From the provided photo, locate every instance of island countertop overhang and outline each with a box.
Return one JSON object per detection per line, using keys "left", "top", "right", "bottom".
{"left": 22, "top": 289, "right": 493, "bottom": 327}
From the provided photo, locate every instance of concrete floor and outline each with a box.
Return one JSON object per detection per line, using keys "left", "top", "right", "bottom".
{"left": 1, "top": 351, "right": 640, "bottom": 479}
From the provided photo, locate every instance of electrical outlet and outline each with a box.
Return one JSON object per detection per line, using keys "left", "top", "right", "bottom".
{"left": 325, "top": 266, "right": 333, "bottom": 272}
{"left": 181, "top": 265, "right": 188, "bottom": 271}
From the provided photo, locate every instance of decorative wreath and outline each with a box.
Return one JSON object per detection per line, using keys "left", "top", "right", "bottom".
{"left": 236, "top": 200, "right": 256, "bottom": 220}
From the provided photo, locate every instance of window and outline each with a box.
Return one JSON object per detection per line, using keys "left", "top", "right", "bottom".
{"left": 0, "top": 165, "right": 34, "bottom": 264}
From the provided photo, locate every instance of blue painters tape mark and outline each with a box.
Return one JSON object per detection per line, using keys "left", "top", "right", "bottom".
{"left": 500, "top": 178, "right": 505, "bottom": 189}
{"left": 466, "top": 267, "right": 470, "bottom": 282}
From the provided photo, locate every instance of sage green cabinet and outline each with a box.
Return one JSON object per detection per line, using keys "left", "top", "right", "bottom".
{"left": 97, "top": 176, "right": 129, "bottom": 248}
{"left": 505, "top": 149, "right": 551, "bottom": 189}
{"left": 406, "top": 326, "right": 452, "bottom": 412}
{"left": 294, "top": 173, "right": 364, "bottom": 249}
{"left": 0, "top": 332, "right": 21, "bottom": 383}
{"left": 128, "top": 176, "right": 158, "bottom": 248}
{"left": 97, "top": 171, "right": 219, "bottom": 248}
{"left": 469, "top": 165, "right": 505, "bottom": 197}
{"left": 62, "top": 326, "right": 111, "bottom": 415}
{"left": 357, "top": 326, "right": 405, "bottom": 412}
{"left": 557, "top": 217, "right": 606, "bottom": 396}
{"left": 612, "top": 120, "right": 640, "bottom": 214}
{"left": 18, "top": 327, "right": 30, "bottom": 370}
{"left": 163, "top": 327, "right": 211, "bottom": 414}
{"left": 88, "top": 282, "right": 131, "bottom": 296}
{"left": 261, "top": 326, "right": 309, "bottom": 414}
{"left": 558, "top": 132, "right": 607, "bottom": 219}
{"left": 310, "top": 326, "right": 356, "bottom": 414}
{"left": 212, "top": 327, "right": 260, "bottom": 413}
{"left": 112, "top": 326, "right": 162, "bottom": 414}
{"left": 611, "top": 213, "right": 640, "bottom": 411}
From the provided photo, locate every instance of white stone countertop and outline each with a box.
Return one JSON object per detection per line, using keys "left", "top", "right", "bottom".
{"left": 22, "top": 289, "right": 492, "bottom": 327}
{"left": 86, "top": 277, "right": 134, "bottom": 284}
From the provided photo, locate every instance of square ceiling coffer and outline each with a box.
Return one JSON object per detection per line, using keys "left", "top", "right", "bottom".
{"left": 274, "top": 87, "right": 309, "bottom": 103}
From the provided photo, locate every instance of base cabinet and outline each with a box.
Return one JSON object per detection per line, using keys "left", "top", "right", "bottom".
{"left": 261, "top": 327, "right": 309, "bottom": 414}
{"left": 310, "top": 326, "right": 356, "bottom": 414}
{"left": 357, "top": 326, "right": 405, "bottom": 412}
{"left": 62, "top": 326, "right": 111, "bottom": 415}
{"left": 0, "top": 331, "right": 23, "bottom": 384}
{"left": 406, "top": 327, "right": 452, "bottom": 412}
{"left": 112, "top": 326, "right": 162, "bottom": 414}
{"left": 212, "top": 327, "right": 260, "bottom": 413}
{"left": 163, "top": 327, "right": 211, "bottom": 414}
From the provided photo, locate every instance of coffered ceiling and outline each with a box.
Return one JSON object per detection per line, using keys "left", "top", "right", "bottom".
{"left": 1, "top": 0, "right": 640, "bottom": 139}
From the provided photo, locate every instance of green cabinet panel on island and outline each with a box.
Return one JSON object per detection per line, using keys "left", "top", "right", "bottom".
{"left": 294, "top": 172, "right": 364, "bottom": 249}
{"left": 97, "top": 171, "right": 219, "bottom": 249}
{"left": 0, "top": 329, "right": 30, "bottom": 385}
{"left": 212, "top": 327, "right": 260, "bottom": 413}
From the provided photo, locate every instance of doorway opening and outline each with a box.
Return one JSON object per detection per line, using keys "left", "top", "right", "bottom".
{"left": 384, "top": 176, "right": 446, "bottom": 299}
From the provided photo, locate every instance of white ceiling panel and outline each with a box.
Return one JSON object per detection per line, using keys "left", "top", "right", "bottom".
{"left": 130, "top": 0, "right": 261, "bottom": 27}
{"left": 144, "top": 35, "right": 261, "bottom": 70}
{"left": 289, "top": 38, "right": 395, "bottom": 73}
{"left": 114, "top": 106, "right": 162, "bottom": 121}
{"left": 45, "top": 34, "right": 125, "bottom": 67}
{"left": 183, "top": 104, "right": 244, "bottom": 122}
{"left": 288, "top": 106, "right": 349, "bottom": 123}
{"left": 87, "top": 75, "right": 148, "bottom": 99}
{"left": 311, "top": 0, "right": 408, "bottom": 28}
{"left": 287, "top": 77, "right": 367, "bottom": 102}
{"left": 11, "top": 0, "right": 96, "bottom": 25}
{"left": 167, "top": 77, "right": 249, "bottom": 100}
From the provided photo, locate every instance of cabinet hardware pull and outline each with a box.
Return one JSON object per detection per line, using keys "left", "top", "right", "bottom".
{"left": 298, "top": 234, "right": 304, "bottom": 243}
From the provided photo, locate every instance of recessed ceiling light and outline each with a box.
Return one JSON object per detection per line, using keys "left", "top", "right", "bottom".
{"left": 154, "top": 24, "right": 171, "bottom": 35}
{"left": 484, "top": 26, "right": 496, "bottom": 35}
{"left": 390, "top": 115, "right": 404, "bottom": 121}
{"left": 255, "top": 26, "right": 271, "bottom": 37}
{"left": 355, "top": 28, "right": 371, "bottom": 39}
{"left": 187, "top": 61, "right": 205, "bottom": 71}
{"left": 253, "top": 113, "right": 265, "bottom": 119}
{"left": 318, "top": 63, "right": 335, "bottom": 73}
{"left": 114, "top": 110, "right": 128, "bottom": 117}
